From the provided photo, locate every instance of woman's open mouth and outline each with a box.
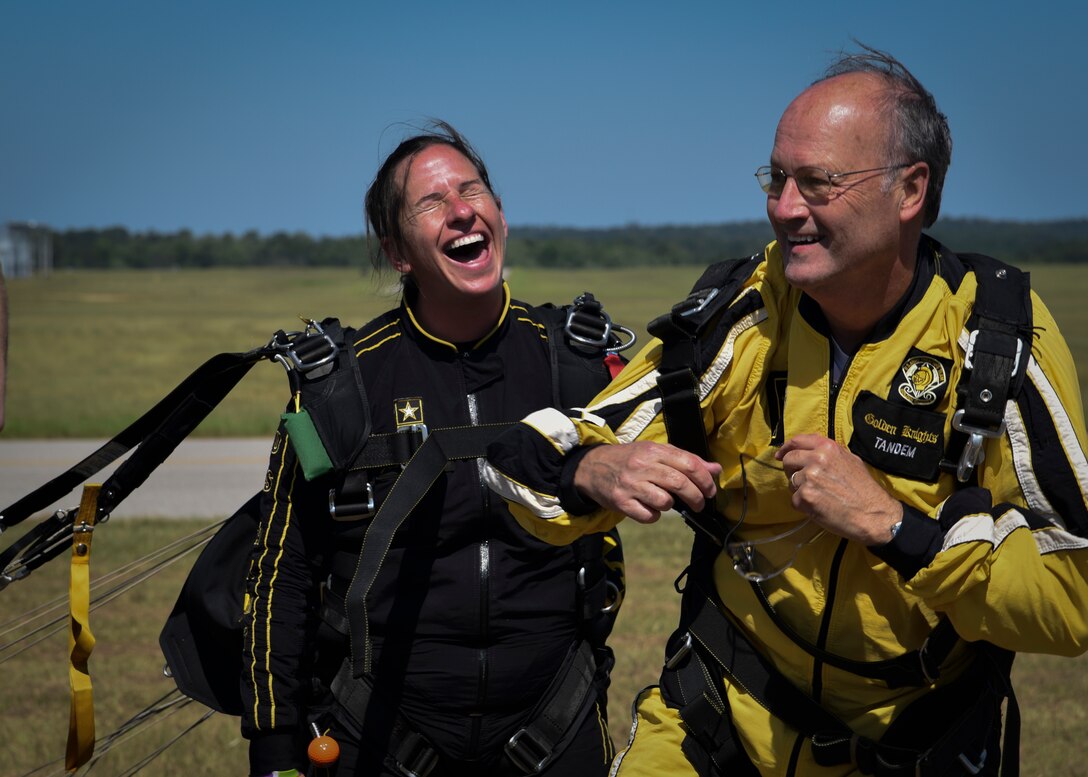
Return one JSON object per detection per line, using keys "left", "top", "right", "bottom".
{"left": 444, "top": 233, "right": 489, "bottom": 263}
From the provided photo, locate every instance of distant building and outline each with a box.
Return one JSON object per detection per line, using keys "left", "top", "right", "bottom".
{"left": 0, "top": 222, "right": 53, "bottom": 277}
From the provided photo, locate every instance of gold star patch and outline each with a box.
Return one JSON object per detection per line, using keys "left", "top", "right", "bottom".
{"left": 395, "top": 397, "right": 424, "bottom": 427}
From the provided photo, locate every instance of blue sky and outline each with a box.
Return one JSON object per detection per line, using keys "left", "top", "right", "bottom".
{"left": 2, "top": 1, "right": 1086, "bottom": 237}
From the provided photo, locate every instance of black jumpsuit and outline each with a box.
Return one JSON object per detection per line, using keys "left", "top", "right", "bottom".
{"left": 241, "top": 284, "right": 618, "bottom": 776}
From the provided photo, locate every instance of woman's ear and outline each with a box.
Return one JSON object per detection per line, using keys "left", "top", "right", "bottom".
{"left": 384, "top": 239, "right": 411, "bottom": 274}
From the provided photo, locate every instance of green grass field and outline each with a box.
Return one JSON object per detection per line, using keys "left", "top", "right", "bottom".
{"left": 2, "top": 265, "right": 1088, "bottom": 774}
{"left": 4, "top": 264, "right": 1087, "bottom": 438}
{"left": 1, "top": 266, "right": 701, "bottom": 439}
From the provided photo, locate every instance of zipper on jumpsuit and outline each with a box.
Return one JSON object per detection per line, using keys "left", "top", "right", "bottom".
{"left": 464, "top": 360, "right": 492, "bottom": 754}
{"left": 785, "top": 340, "right": 854, "bottom": 775}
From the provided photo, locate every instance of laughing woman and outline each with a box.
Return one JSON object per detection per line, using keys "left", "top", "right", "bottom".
{"left": 240, "top": 122, "right": 624, "bottom": 777}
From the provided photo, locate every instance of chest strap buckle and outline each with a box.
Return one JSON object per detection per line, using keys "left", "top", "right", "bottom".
{"left": 951, "top": 410, "right": 1006, "bottom": 483}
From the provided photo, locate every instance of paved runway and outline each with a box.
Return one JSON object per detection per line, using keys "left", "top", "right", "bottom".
{"left": 0, "top": 437, "right": 272, "bottom": 522}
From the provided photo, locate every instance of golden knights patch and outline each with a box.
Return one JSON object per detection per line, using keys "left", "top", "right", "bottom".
{"left": 395, "top": 397, "right": 424, "bottom": 427}
{"left": 848, "top": 349, "right": 953, "bottom": 481}
{"left": 895, "top": 350, "right": 951, "bottom": 407}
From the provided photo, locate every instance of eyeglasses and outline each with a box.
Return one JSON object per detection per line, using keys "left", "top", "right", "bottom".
{"left": 713, "top": 453, "right": 826, "bottom": 582}
{"left": 755, "top": 163, "right": 912, "bottom": 201}
{"left": 727, "top": 518, "right": 825, "bottom": 582}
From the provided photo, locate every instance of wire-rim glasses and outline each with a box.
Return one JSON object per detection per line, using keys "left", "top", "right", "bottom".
{"left": 718, "top": 454, "right": 826, "bottom": 582}
{"left": 755, "top": 163, "right": 912, "bottom": 201}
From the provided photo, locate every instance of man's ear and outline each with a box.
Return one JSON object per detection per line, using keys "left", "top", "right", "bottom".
{"left": 898, "top": 162, "right": 930, "bottom": 224}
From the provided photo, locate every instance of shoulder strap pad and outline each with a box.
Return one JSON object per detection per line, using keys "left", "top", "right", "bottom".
{"left": 645, "top": 255, "right": 763, "bottom": 547}
{"left": 943, "top": 254, "right": 1033, "bottom": 482}
{"left": 536, "top": 292, "right": 633, "bottom": 408}
{"left": 648, "top": 254, "right": 762, "bottom": 346}
{"left": 278, "top": 318, "right": 372, "bottom": 479}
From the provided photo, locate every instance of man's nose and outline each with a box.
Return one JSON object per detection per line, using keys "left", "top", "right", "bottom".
{"left": 771, "top": 176, "right": 809, "bottom": 222}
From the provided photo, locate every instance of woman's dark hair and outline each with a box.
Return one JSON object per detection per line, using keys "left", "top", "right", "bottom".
{"left": 364, "top": 120, "right": 497, "bottom": 271}
{"left": 819, "top": 44, "right": 952, "bottom": 227}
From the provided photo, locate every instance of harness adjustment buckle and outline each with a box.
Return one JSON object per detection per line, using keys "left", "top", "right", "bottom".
{"left": 392, "top": 729, "right": 439, "bottom": 777}
{"left": 328, "top": 482, "right": 375, "bottom": 522}
{"left": 272, "top": 319, "right": 339, "bottom": 375}
{"left": 665, "top": 632, "right": 693, "bottom": 670}
{"left": 564, "top": 293, "right": 637, "bottom": 353}
{"left": 398, "top": 424, "right": 430, "bottom": 469}
{"left": 957, "top": 748, "right": 987, "bottom": 775}
{"left": 565, "top": 293, "right": 614, "bottom": 349}
{"left": 505, "top": 726, "right": 554, "bottom": 774}
{"left": 401, "top": 423, "right": 429, "bottom": 443}
{"left": 602, "top": 580, "right": 621, "bottom": 613}
{"left": 951, "top": 409, "right": 1006, "bottom": 483}
{"left": 675, "top": 286, "right": 721, "bottom": 319}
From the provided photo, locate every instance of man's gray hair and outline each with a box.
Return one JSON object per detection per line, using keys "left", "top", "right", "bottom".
{"left": 819, "top": 44, "right": 952, "bottom": 227}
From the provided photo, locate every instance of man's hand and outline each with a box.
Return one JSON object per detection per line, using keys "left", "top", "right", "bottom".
{"left": 776, "top": 434, "right": 903, "bottom": 545}
{"left": 574, "top": 442, "right": 722, "bottom": 524}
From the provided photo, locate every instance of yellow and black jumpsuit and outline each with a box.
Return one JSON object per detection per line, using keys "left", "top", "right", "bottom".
{"left": 242, "top": 283, "right": 622, "bottom": 776}
{"left": 485, "top": 238, "right": 1088, "bottom": 776}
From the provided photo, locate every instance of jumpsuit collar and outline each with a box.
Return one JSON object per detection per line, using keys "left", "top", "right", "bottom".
{"left": 401, "top": 281, "right": 513, "bottom": 354}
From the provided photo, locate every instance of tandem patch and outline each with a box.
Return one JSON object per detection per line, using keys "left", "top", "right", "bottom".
{"left": 849, "top": 391, "right": 946, "bottom": 481}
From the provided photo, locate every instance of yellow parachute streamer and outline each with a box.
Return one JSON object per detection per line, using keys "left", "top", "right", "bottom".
{"left": 65, "top": 484, "right": 100, "bottom": 771}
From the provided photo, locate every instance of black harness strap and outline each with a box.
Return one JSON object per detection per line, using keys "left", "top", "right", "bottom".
{"left": 348, "top": 424, "right": 510, "bottom": 470}
{"left": 1, "top": 320, "right": 354, "bottom": 587}
{"left": 343, "top": 424, "right": 504, "bottom": 670}
{"left": 325, "top": 599, "right": 604, "bottom": 776}
{"left": 940, "top": 255, "right": 1033, "bottom": 482}
{"left": 647, "top": 255, "right": 763, "bottom": 547}
{"left": 330, "top": 659, "right": 441, "bottom": 777}
{"left": 284, "top": 318, "right": 372, "bottom": 476}
{"left": 329, "top": 423, "right": 511, "bottom": 520}
{"left": 0, "top": 347, "right": 275, "bottom": 586}
{"left": 504, "top": 640, "right": 603, "bottom": 774}
{"left": 665, "top": 573, "right": 1008, "bottom": 776}
{"left": 749, "top": 580, "right": 958, "bottom": 688}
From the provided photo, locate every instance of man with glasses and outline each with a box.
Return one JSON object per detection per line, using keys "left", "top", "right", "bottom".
{"left": 485, "top": 45, "right": 1088, "bottom": 775}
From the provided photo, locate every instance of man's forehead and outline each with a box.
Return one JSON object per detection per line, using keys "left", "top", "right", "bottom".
{"left": 772, "top": 77, "right": 883, "bottom": 160}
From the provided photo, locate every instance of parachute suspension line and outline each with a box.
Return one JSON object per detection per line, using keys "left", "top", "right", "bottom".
{"left": 0, "top": 519, "right": 226, "bottom": 667}
{"left": 113, "top": 709, "right": 215, "bottom": 776}
{"left": 22, "top": 689, "right": 205, "bottom": 776}
{"left": 82, "top": 689, "right": 195, "bottom": 774}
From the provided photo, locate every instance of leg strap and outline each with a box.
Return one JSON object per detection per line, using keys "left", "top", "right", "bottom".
{"left": 505, "top": 640, "right": 606, "bottom": 774}
{"left": 663, "top": 575, "right": 1015, "bottom": 776}
{"left": 330, "top": 660, "right": 440, "bottom": 777}
{"left": 330, "top": 640, "right": 607, "bottom": 777}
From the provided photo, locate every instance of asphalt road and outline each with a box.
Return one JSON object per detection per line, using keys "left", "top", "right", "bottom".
{"left": 0, "top": 437, "right": 272, "bottom": 522}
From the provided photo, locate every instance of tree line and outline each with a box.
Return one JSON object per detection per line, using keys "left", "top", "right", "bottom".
{"left": 49, "top": 218, "right": 1088, "bottom": 270}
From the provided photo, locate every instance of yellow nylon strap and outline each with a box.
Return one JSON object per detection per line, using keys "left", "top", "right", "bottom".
{"left": 65, "top": 484, "right": 100, "bottom": 772}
